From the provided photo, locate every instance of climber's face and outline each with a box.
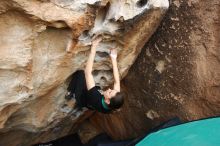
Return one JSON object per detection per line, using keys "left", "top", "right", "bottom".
{"left": 103, "top": 88, "right": 117, "bottom": 104}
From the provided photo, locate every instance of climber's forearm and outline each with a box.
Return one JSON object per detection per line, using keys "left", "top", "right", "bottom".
{"left": 85, "top": 49, "right": 96, "bottom": 74}
{"left": 111, "top": 58, "right": 120, "bottom": 92}
{"left": 85, "top": 37, "right": 102, "bottom": 90}
{"left": 85, "top": 36, "right": 101, "bottom": 75}
{"left": 85, "top": 48, "right": 96, "bottom": 90}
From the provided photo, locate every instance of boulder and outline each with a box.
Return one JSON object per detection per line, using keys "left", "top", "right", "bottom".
{"left": 0, "top": 0, "right": 169, "bottom": 145}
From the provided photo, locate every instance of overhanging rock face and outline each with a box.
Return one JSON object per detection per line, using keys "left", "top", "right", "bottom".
{"left": 0, "top": 0, "right": 169, "bottom": 145}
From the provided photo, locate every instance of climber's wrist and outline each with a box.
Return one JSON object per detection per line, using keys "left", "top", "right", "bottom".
{"left": 110, "top": 54, "right": 117, "bottom": 60}
{"left": 91, "top": 46, "right": 96, "bottom": 53}
{"left": 91, "top": 50, "right": 96, "bottom": 55}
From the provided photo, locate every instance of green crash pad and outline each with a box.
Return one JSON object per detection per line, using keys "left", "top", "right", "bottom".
{"left": 136, "top": 118, "right": 220, "bottom": 146}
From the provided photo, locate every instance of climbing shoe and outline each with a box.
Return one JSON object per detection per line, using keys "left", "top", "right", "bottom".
{"left": 65, "top": 91, "right": 75, "bottom": 100}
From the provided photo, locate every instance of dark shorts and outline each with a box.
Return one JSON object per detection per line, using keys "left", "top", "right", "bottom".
{"left": 67, "top": 70, "right": 111, "bottom": 113}
{"left": 67, "top": 70, "right": 87, "bottom": 107}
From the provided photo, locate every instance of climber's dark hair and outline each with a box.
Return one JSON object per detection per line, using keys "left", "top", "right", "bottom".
{"left": 109, "top": 92, "right": 124, "bottom": 110}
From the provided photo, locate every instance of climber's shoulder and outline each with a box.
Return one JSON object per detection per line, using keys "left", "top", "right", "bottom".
{"left": 86, "top": 87, "right": 111, "bottom": 113}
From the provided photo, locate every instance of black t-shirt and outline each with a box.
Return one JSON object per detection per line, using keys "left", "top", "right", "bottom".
{"left": 85, "top": 87, "right": 111, "bottom": 114}
{"left": 68, "top": 70, "right": 111, "bottom": 113}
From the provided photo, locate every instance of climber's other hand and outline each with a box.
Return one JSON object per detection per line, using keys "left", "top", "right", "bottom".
{"left": 92, "top": 36, "right": 102, "bottom": 47}
{"left": 110, "top": 48, "right": 117, "bottom": 59}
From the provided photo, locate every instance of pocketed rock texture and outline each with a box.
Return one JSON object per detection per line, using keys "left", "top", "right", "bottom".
{"left": 87, "top": 0, "right": 220, "bottom": 140}
{"left": 0, "top": 0, "right": 169, "bottom": 145}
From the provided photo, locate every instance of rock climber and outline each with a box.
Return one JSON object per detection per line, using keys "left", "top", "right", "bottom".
{"left": 65, "top": 37, "right": 124, "bottom": 113}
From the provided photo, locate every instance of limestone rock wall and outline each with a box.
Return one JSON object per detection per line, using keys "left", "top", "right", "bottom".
{"left": 0, "top": 0, "right": 169, "bottom": 145}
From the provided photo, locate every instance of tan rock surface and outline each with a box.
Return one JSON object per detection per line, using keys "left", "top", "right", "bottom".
{"left": 0, "top": 0, "right": 168, "bottom": 145}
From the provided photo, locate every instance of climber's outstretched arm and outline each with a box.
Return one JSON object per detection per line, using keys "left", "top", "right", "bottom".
{"left": 110, "top": 49, "right": 120, "bottom": 92}
{"left": 85, "top": 37, "right": 102, "bottom": 90}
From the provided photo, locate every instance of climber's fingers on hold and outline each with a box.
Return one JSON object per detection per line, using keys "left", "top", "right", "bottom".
{"left": 92, "top": 35, "right": 102, "bottom": 44}
{"left": 110, "top": 48, "right": 117, "bottom": 55}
